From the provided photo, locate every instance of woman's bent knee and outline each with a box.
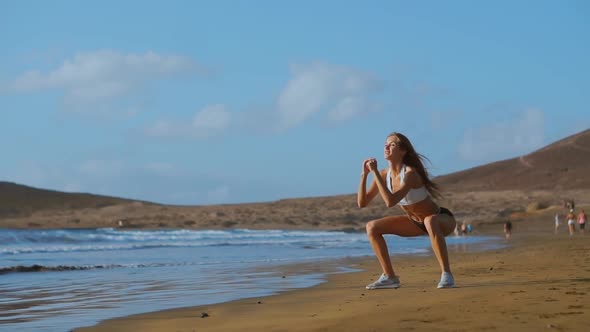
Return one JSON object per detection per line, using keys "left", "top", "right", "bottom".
{"left": 366, "top": 221, "right": 374, "bottom": 236}
{"left": 424, "top": 215, "right": 455, "bottom": 236}
{"left": 366, "top": 220, "right": 380, "bottom": 237}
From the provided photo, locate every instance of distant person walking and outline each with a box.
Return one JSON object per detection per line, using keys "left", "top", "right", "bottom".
{"left": 554, "top": 213, "right": 561, "bottom": 234}
{"left": 358, "top": 132, "right": 457, "bottom": 289}
{"left": 578, "top": 209, "right": 586, "bottom": 235}
{"left": 567, "top": 209, "right": 576, "bottom": 237}
{"left": 503, "top": 221, "right": 512, "bottom": 240}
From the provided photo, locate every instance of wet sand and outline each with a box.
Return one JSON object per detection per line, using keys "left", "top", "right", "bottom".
{"left": 76, "top": 219, "right": 590, "bottom": 332}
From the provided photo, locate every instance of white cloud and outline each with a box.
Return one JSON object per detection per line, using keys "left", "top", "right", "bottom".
{"left": 328, "top": 98, "right": 385, "bottom": 123}
{"left": 146, "top": 103, "right": 231, "bottom": 138}
{"left": 143, "top": 62, "right": 383, "bottom": 137}
{"left": 459, "top": 108, "right": 545, "bottom": 161}
{"left": 192, "top": 104, "right": 230, "bottom": 132}
{"left": 275, "top": 62, "right": 382, "bottom": 130}
{"left": 10, "top": 50, "right": 198, "bottom": 111}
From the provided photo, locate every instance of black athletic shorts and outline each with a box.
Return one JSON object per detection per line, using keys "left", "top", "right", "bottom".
{"left": 411, "top": 207, "right": 454, "bottom": 234}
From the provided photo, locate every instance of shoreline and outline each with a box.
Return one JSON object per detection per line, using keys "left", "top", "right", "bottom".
{"left": 2, "top": 228, "right": 501, "bottom": 331}
{"left": 3, "top": 189, "right": 586, "bottom": 232}
{"left": 75, "top": 219, "right": 590, "bottom": 332}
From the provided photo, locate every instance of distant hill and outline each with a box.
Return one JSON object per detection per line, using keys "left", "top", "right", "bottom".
{"left": 435, "top": 129, "right": 590, "bottom": 191}
{"left": 1, "top": 129, "right": 588, "bottom": 224}
{"left": 0, "top": 182, "right": 146, "bottom": 218}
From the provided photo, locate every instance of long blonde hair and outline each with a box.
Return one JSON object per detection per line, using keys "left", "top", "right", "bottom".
{"left": 389, "top": 132, "right": 441, "bottom": 199}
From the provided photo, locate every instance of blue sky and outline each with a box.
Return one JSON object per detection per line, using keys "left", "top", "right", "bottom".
{"left": 1, "top": 0, "right": 588, "bottom": 205}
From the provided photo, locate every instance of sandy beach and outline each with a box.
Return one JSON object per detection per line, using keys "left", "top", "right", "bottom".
{"left": 75, "top": 217, "right": 590, "bottom": 332}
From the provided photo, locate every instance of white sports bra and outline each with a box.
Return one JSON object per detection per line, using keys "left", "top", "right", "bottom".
{"left": 386, "top": 165, "right": 429, "bottom": 206}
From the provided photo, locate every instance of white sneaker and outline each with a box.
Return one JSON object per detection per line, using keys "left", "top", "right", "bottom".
{"left": 366, "top": 273, "right": 401, "bottom": 289}
{"left": 437, "top": 272, "right": 455, "bottom": 288}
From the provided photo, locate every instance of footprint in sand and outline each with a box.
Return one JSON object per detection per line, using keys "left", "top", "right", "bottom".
{"left": 565, "top": 291, "right": 586, "bottom": 295}
{"left": 539, "top": 312, "right": 584, "bottom": 318}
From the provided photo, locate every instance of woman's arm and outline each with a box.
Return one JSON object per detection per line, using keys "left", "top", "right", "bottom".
{"left": 357, "top": 159, "right": 379, "bottom": 208}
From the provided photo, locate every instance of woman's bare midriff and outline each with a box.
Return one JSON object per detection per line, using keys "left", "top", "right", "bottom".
{"left": 400, "top": 197, "right": 440, "bottom": 222}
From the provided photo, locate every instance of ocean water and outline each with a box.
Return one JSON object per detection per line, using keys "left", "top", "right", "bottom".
{"left": 0, "top": 228, "right": 503, "bottom": 332}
